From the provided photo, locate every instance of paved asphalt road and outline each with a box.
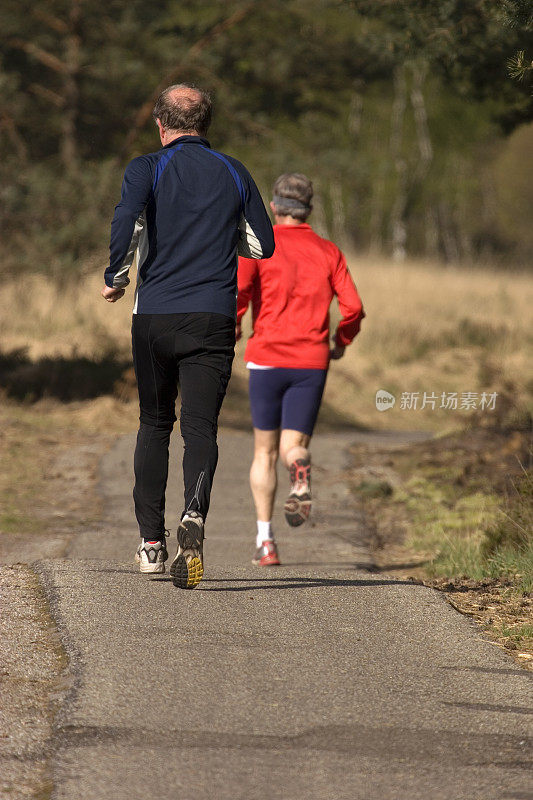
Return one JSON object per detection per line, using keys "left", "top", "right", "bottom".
{"left": 37, "top": 430, "right": 532, "bottom": 800}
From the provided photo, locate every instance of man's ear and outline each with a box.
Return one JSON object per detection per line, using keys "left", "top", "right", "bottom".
{"left": 156, "top": 118, "right": 164, "bottom": 140}
{"left": 269, "top": 201, "right": 276, "bottom": 214}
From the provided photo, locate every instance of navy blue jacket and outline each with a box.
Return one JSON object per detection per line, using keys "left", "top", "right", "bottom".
{"left": 105, "top": 135, "right": 275, "bottom": 318}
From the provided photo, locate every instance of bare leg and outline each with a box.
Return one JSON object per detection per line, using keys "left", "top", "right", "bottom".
{"left": 279, "top": 429, "right": 311, "bottom": 469}
{"left": 250, "top": 428, "right": 280, "bottom": 522}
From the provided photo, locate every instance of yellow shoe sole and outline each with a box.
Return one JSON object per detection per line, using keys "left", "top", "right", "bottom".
{"left": 170, "top": 553, "right": 203, "bottom": 589}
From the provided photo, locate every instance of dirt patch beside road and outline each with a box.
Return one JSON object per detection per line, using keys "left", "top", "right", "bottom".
{"left": 0, "top": 564, "right": 67, "bottom": 799}
{"left": 0, "top": 399, "right": 123, "bottom": 564}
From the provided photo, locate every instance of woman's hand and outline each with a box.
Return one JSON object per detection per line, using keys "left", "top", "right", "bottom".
{"left": 329, "top": 344, "right": 345, "bottom": 360}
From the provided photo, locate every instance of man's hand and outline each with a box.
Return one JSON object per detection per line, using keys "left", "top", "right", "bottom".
{"left": 329, "top": 344, "right": 345, "bottom": 360}
{"left": 101, "top": 286, "right": 125, "bottom": 303}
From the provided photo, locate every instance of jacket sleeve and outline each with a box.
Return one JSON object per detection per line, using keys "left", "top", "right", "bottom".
{"left": 237, "top": 168, "right": 275, "bottom": 260}
{"left": 236, "top": 256, "right": 259, "bottom": 324}
{"left": 331, "top": 248, "right": 365, "bottom": 346}
{"left": 104, "top": 157, "right": 152, "bottom": 288}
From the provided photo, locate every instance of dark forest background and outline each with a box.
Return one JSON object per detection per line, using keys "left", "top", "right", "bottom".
{"left": 2, "top": 0, "right": 533, "bottom": 278}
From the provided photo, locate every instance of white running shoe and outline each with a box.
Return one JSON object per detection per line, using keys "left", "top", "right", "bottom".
{"left": 135, "top": 538, "right": 169, "bottom": 574}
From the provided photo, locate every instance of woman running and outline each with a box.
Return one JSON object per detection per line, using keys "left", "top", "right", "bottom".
{"left": 236, "top": 173, "right": 365, "bottom": 565}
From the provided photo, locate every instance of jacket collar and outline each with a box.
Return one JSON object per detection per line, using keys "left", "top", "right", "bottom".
{"left": 163, "top": 135, "right": 210, "bottom": 149}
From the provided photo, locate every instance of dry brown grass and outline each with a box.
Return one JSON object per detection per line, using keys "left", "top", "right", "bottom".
{"left": 1, "top": 256, "right": 532, "bottom": 432}
{"left": 328, "top": 255, "right": 533, "bottom": 430}
{"left": 0, "top": 270, "right": 132, "bottom": 360}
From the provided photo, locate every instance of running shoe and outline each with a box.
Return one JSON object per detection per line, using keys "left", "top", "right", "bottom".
{"left": 169, "top": 511, "right": 204, "bottom": 589}
{"left": 135, "top": 538, "right": 168, "bottom": 574}
{"left": 284, "top": 457, "right": 312, "bottom": 527}
{"left": 252, "top": 540, "right": 281, "bottom": 566}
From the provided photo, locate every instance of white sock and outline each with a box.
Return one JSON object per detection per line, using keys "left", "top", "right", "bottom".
{"left": 256, "top": 520, "right": 273, "bottom": 548}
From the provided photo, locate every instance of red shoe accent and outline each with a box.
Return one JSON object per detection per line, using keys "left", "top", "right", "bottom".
{"left": 286, "top": 458, "right": 312, "bottom": 527}
{"left": 258, "top": 541, "right": 281, "bottom": 566}
{"left": 289, "top": 458, "right": 311, "bottom": 490}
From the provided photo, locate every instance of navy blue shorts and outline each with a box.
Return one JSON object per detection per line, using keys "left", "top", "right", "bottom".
{"left": 248, "top": 368, "right": 328, "bottom": 436}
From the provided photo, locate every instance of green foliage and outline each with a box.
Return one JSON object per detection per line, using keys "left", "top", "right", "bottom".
{"left": 500, "top": 0, "right": 533, "bottom": 95}
{"left": 1, "top": 0, "right": 533, "bottom": 273}
{"left": 500, "top": 0, "right": 533, "bottom": 31}
{"left": 482, "top": 469, "right": 533, "bottom": 557}
{"left": 493, "top": 122, "right": 533, "bottom": 251}
{"left": 0, "top": 158, "right": 121, "bottom": 277}
{"left": 507, "top": 50, "right": 533, "bottom": 80}
{"left": 403, "top": 466, "right": 533, "bottom": 595}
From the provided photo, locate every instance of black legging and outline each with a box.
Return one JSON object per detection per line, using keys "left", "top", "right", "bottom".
{"left": 131, "top": 312, "right": 235, "bottom": 539}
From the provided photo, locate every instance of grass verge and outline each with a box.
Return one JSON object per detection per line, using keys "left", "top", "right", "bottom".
{"left": 349, "top": 414, "right": 533, "bottom": 666}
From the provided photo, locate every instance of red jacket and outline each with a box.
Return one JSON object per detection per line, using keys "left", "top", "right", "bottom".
{"left": 237, "top": 223, "right": 365, "bottom": 369}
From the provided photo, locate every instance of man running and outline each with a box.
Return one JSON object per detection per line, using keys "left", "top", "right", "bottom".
{"left": 236, "top": 173, "right": 364, "bottom": 566}
{"left": 101, "top": 84, "right": 274, "bottom": 588}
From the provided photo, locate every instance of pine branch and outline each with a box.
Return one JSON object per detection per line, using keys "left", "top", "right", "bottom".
{"left": 0, "top": 110, "right": 29, "bottom": 160}
{"left": 33, "top": 8, "right": 69, "bottom": 34}
{"left": 499, "top": 0, "right": 533, "bottom": 31}
{"left": 507, "top": 50, "right": 533, "bottom": 81}
{"left": 9, "top": 38, "right": 67, "bottom": 74}
{"left": 29, "top": 83, "right": 65, "bottom": 107}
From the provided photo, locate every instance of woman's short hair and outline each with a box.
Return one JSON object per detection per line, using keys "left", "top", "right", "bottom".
{"left": 272, "top": 173, "right": 313, "bottom": 221}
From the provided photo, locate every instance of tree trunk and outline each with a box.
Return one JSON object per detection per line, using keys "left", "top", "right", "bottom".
{"left": 438, "top": 203, "right": 459, "bottom": 263}
{"left": 369, "top": 173, "right": 385, "bottom": 254}
{"left": 424, "top": 206, "right": 440, "bottom": 259}
{"left": 311, "top": 182, "right": 329, "bottom": 239}
{"left": 410, "top": 63, "right": 435, "bottom": 259}
{"left": 389, "top": 65, "right": 407, "bottom": 262}
{"left": 61, "top": 0, "right": 82, "bottom": 171}
{"left": 410, "top": 63, "right": 433, "bottom": 171}
{"left": 348, "top": 83, "right": 363, "bottom": 141}
{"left": 330, "top": 179, "right": 346, "bottom": 247}
{"left": 347, "top": 81, "right": 363, "bottom": 249}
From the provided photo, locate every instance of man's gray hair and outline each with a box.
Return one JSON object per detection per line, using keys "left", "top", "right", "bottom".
{"left": 152, "top": 84, "right": 212, "bottom": 136}
{"left": 272, "top": 173, "right": 313, "bottom": 221}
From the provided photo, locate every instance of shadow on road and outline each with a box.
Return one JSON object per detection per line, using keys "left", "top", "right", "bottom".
{"left": 368, "top": 561, "right": 430, "bottom": 571}
{"left": 0, "top": 346, "right": 365, "bottom": 430}
{"left": 0, "top": 347, "right": 130, "bottom": 401}
{"left": 444, "top": 701, "right": 533, "bottom": 716}
{"left": 440, "top": 665, "right": 533, "bottom": 679}
{"left": 149, "top": 575, "right": 411, "bottom": 591}
{"left": 501, "top": 794, "right": 533, "bottom": 799}
{"left": 56, "top": 720, "right": 532, "bottom": 771}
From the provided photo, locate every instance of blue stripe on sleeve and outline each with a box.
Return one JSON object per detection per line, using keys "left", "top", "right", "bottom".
{"left": 152, "top": 143, "right": 184, "bottom": 191}
{"left": 199, "top": 146, "right": 245, "bottom": 210}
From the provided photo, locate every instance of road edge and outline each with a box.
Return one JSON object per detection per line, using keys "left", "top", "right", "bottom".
{"left": 0, "top": 564, "right": 70, "bottom": 800}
